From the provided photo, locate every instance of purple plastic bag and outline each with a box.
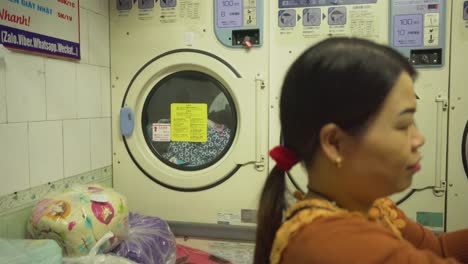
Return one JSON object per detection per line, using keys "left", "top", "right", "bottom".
{"left": 112, "top": 213, "right": 176, "bottom": 264}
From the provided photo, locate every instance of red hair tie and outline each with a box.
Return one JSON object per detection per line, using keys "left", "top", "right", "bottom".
{"left": 269, "top": 146, "right": 300, "bottom": 171}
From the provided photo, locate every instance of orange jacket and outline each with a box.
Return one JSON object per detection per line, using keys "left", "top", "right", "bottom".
{"left": 274, "top": 199, "right": 468, "bottom": 263}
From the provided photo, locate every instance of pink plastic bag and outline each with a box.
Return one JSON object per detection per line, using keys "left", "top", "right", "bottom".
{"left": 176, "top": 244, "right": 232, "bottom": 264}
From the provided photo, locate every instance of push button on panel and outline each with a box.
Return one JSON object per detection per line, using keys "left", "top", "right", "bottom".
{"left": 424, "top": 13, "right": 439, "bottom": 27}
{"left": 424, "top": 27, "right": 439, "bottom": 46}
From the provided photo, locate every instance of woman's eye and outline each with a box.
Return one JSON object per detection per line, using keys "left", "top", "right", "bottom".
{"left": 397, "top": 121, "right": 414, "bottom": 130}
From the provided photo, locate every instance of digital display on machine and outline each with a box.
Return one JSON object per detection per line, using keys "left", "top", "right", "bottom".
{"left": 393, "top": 14, "right": 424, "bottom": 47}
{"left": 217, "top": 0, "right": 243, "bottom": 28}
{"left": 278, "top": 0, "right": 377, "bottom": 8}
{"left": 390, "top": 0, "right": 445, "bottom": 67}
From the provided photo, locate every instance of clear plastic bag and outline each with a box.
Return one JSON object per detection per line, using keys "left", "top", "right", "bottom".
{"left": 63, "top": 254, "right": 139, "bottom": 264}
{"left": 27, "top": 185, "right": 129, "bottom": 257}
{"left": 0, "top": 239, "right": 62, "bottom": 264}
{"left": 63, "top": 232, "right": 137, "bottom": 264}
{"left": 112, "top": 213, "right": 177, "bottom": 264}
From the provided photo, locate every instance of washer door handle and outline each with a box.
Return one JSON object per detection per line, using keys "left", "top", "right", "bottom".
{"left": 120, "top": 107, "right": 135, "bottom": 137}
{"left": 462, "top": 120, "right": 468, "bottom": 179}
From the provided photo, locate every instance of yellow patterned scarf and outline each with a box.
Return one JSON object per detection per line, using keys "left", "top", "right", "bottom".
{"left": 270, "top": 198, "right": 406, "bottom": 264}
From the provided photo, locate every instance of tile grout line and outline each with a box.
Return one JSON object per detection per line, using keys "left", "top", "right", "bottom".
{"left": 0, "top": 165, "right": 112, "bottom": 217}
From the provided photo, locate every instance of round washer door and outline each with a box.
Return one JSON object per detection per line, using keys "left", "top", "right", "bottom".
{"left": 142, "top": 70, "right": 237, "bottom": 171}
{"left": 121, "top": 50, "right": 258, "bottom": 191}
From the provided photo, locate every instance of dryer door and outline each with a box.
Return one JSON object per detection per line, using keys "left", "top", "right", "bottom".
{"left": 121, "top": 50, "right": 262, "bottom": 191}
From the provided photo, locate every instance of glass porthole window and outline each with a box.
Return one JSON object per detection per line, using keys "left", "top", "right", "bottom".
{"left": 142, "top": 71, "right": 237, "bottom": 171}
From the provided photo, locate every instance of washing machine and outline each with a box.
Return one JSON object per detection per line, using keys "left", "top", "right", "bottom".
{"left": 446, "top": 0, "right": 468, "bottom": 232}
{"left": 269, "top": 0, "right": 453, "bottom": 233}
{"left": 110, "top": 0, "right": 269, "bottom": 239}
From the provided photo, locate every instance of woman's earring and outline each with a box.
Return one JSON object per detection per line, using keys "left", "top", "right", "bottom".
{"left": 335, "top": 157, "right": 342, "bottom": 168}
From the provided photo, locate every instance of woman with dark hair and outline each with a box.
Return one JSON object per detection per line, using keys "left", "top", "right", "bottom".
{"left": 255, "top": 37, "right": 468, "bottom": 264}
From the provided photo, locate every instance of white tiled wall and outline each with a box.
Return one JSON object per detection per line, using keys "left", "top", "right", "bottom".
{"left": 29, "top": 121, "right": 64, "bottom": 187}
{"left": 5, "top": 53, "right": 46, "bottom": 123}
{"left": 0, "top": 1, "right": 111, "bottom": 196}
{"left": 79, "top": 10, "right": 90, "bottom": 64}
{"left": 89, "top": 14, "right": 110, "bottom": 67}
{"left": 97, "top": 0, "right": 109, "bottom": 17}
{"left": 77, "top": 64, "right": 101, "bottom": 118}
{"left": 90, "top": 118, "right": 112, "bottom": 170}
{"left": 0, "top": 123, "right": 29, "bottom": 196}
{"left": 80, "top": 0, "right": 102, "bottom": 15}
{"left": 46, "top": 59, "right": 77, "bottom": 120}
{"left": 64, "top": 119, "right": 91, "bottom": 177}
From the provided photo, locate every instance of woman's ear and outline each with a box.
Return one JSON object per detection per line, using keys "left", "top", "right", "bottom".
{"left": 319, "top": 123, "right": 346, "bottom": 162}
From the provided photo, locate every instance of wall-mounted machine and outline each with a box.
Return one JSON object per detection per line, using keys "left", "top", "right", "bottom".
{"left": 269, "top": 0, "right": 454, "bottom": 233}
{"left": 111, "top": 0, "right": 270, "bottom": 239}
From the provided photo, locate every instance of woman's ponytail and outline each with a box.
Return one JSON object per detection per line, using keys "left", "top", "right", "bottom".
{"left": 254, "top": 165, "right": 287, "bottom": 264}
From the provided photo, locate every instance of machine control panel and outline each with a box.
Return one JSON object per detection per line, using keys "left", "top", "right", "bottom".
{"left": 390, "top": 0, "right": 446, "bottom": 67}
{"left": 214, "top": 0, "right": 264, "bottom": 48}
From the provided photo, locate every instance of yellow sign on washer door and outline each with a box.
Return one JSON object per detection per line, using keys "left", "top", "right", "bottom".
{"left": 171, "top": 103, "right": 208, "bottom": 142}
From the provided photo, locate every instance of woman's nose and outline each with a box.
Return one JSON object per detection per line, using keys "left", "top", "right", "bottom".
{"left": 412, "top": 127, "right": 425, "bottom": 151}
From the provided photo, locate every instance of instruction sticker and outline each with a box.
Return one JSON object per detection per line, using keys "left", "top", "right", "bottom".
{"left": 152, "top": 123, "right": 171, "bottom": 142}
{"left": 161, "top": 0, "right": 177, "bottom": 8}
{"left": 117, "top": 0, "right": 132, "bottom": 10}
{"left": 171, "top": 103, "right": 207, "bottom": 142}
{"left": 328, "top": 7, "right": 347, "bottom": 25}
{"left": 279, "top": 0, "right": 377, "bottom": 8}
{"left": 179, "top": 0, "right": 202, "bottom": 22}
{"left": 139, "top": 0, "right": 154, "bottom": 9}
{"left": 350, "top": 5, "right": 379, "bottom": 40}
{"left": 464, "top": 1, "right": 468, "bottom": 21}
{"left": 278, "top": 9, "right": 296, "bottom": 27}
{"left": 303, "top": 8, "right": 321, "bottom": 26}
{"left": 217, "top": 213, "right": 241, "bottom": 225}
{"left": 160, "top": 10, "right": 177, "bottom": 23}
